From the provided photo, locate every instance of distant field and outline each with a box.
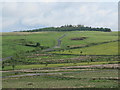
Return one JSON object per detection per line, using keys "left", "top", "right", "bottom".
{"left": 2, "top": 32, "right": 47, "bottom": 35}
{"left": 2, "top": 32, "right": 64, "bottom": 57}
{"left": 60, "top": 31, "right": 118, "bottom": 48}
{"left": 3, "top": 61, "right": 119, "bottom": 70}
{"left": 52, "top": 41, "right": 119, "bottom": 55}
{"left": 2, "top": 31, "right": 119, "bottom": 88}
{"left": 2, "top": 31, "right": 119, "bottom": 57}
{"left": 2, "top": 69, "right": 118, "bottom": 88}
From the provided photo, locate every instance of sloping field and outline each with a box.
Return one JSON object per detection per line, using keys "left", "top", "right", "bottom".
{"left": 2, "top": 32, "right": 47, "bottom": 35}
{"left": 60, "top": 31, "right": 118, "bottom": 48}
{"left": 52, "top": 41, "right": 119, "bottom": 55}
{"left": 2, "top": 68, "right": 119, "bottom": 88}
{"left": 2, "top": 31, "right": 118, "bottom": 57}
{"left": 2, "top": 32, "right": 65, "bottom": 58}
{"left": 2, "top": 31, "right": 119, "bottom": 88}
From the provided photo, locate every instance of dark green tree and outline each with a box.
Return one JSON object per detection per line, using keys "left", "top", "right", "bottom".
{"left": 10, "top": 57, "right": 16, "bottom": 70}
{"left": 36, "top": 42, "right": 40, "bottom": 47}
{"left": 80, "top": 51, "right": 83, "bottom": 54}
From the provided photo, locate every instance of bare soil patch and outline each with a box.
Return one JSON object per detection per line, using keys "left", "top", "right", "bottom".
{"left": 71, "top": 37, "right": 88, "bottom": 40}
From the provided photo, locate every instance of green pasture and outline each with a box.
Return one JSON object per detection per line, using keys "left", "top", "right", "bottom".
{"left": 2, "top": 32, "right": 65, "bottom": 58}
{"left": 3, "top": 61, "right": 119, "bottom": 70}
{"left": 2, "top": 69, "right": 118, "bottom": 88}
{"left": 62, "top": 69, "right": 118, "bottom": 78}
{"left": 21, "top": 55, "right": 119, "bottom": 65}
{"left": 2, "top": 31, "right": 119, "bottom": 89}
{"left": 60, "top": 31, "right": 118, "bottom": 48}
{"left": 52, "top": 41, "right": 119, "bottom": 55}
{"left": 2, "top": 31, "right": 118, "bottom": 58}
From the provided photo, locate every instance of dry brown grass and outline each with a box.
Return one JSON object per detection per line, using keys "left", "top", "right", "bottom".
{"left": 2, "top": 32, "right": 47, "bottom": 36}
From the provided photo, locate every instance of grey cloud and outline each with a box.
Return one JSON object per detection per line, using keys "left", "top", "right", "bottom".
{"left": 2, "top": 2, "right": 118, "bottom": 32}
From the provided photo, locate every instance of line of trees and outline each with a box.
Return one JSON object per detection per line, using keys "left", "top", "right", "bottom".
{"left": 20, "top": 24, "right": 111, "bottom": 32}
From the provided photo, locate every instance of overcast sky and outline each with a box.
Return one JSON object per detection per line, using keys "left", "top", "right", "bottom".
{"left": 1, "top": 0, "right": 119, "bottom": 32}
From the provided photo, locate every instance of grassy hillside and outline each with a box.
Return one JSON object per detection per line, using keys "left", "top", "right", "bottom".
{"left": 2, "top": 31, "right": 119, "bottom": 88}
{"left": 52, "top": 41, "right": 118, "bottom": 55}
{"left": 60, "top": 31, "right": 118, "bottom": 48}
{"left": 2, "top": 32, "right": 64, "bottom": 58}
{"left": 2, "top": 31, "right": 118, "bottom": 58}
{"left": 3, "top": 69, "right": 118, "bottom": 88}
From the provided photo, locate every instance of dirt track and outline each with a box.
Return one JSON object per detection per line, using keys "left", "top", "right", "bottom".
{"left": 61, "top": 64, "right": 119, "bottom": 69}
{"left": 43, "top": 34, "right": 67, "bottom": 52}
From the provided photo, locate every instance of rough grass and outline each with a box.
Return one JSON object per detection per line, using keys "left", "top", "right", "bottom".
{"left": 2, "top": 32, "right": 47, "bottom": 35}
{"left": 2, "top": 69, "right": 118, "bottom": 88}
{"left": 2, "top": 31, "right": 119, "bottom": 88}
{"left": 60, "top": 31, "right": 118, "bottom": 48}
{"left": 52, "top": 41, "right": 119, "bottom": 55}
{"left": 3, "top": 61, "right": 119, "bottom": 70}
{"left": 62, "top": 69, "right": 118, "bottom": 78}
{"left": 2, "top": 31, "right": 118, "bottom": 57}
{"left": 2, "top": 32, "right": 65, "bottom": 57}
